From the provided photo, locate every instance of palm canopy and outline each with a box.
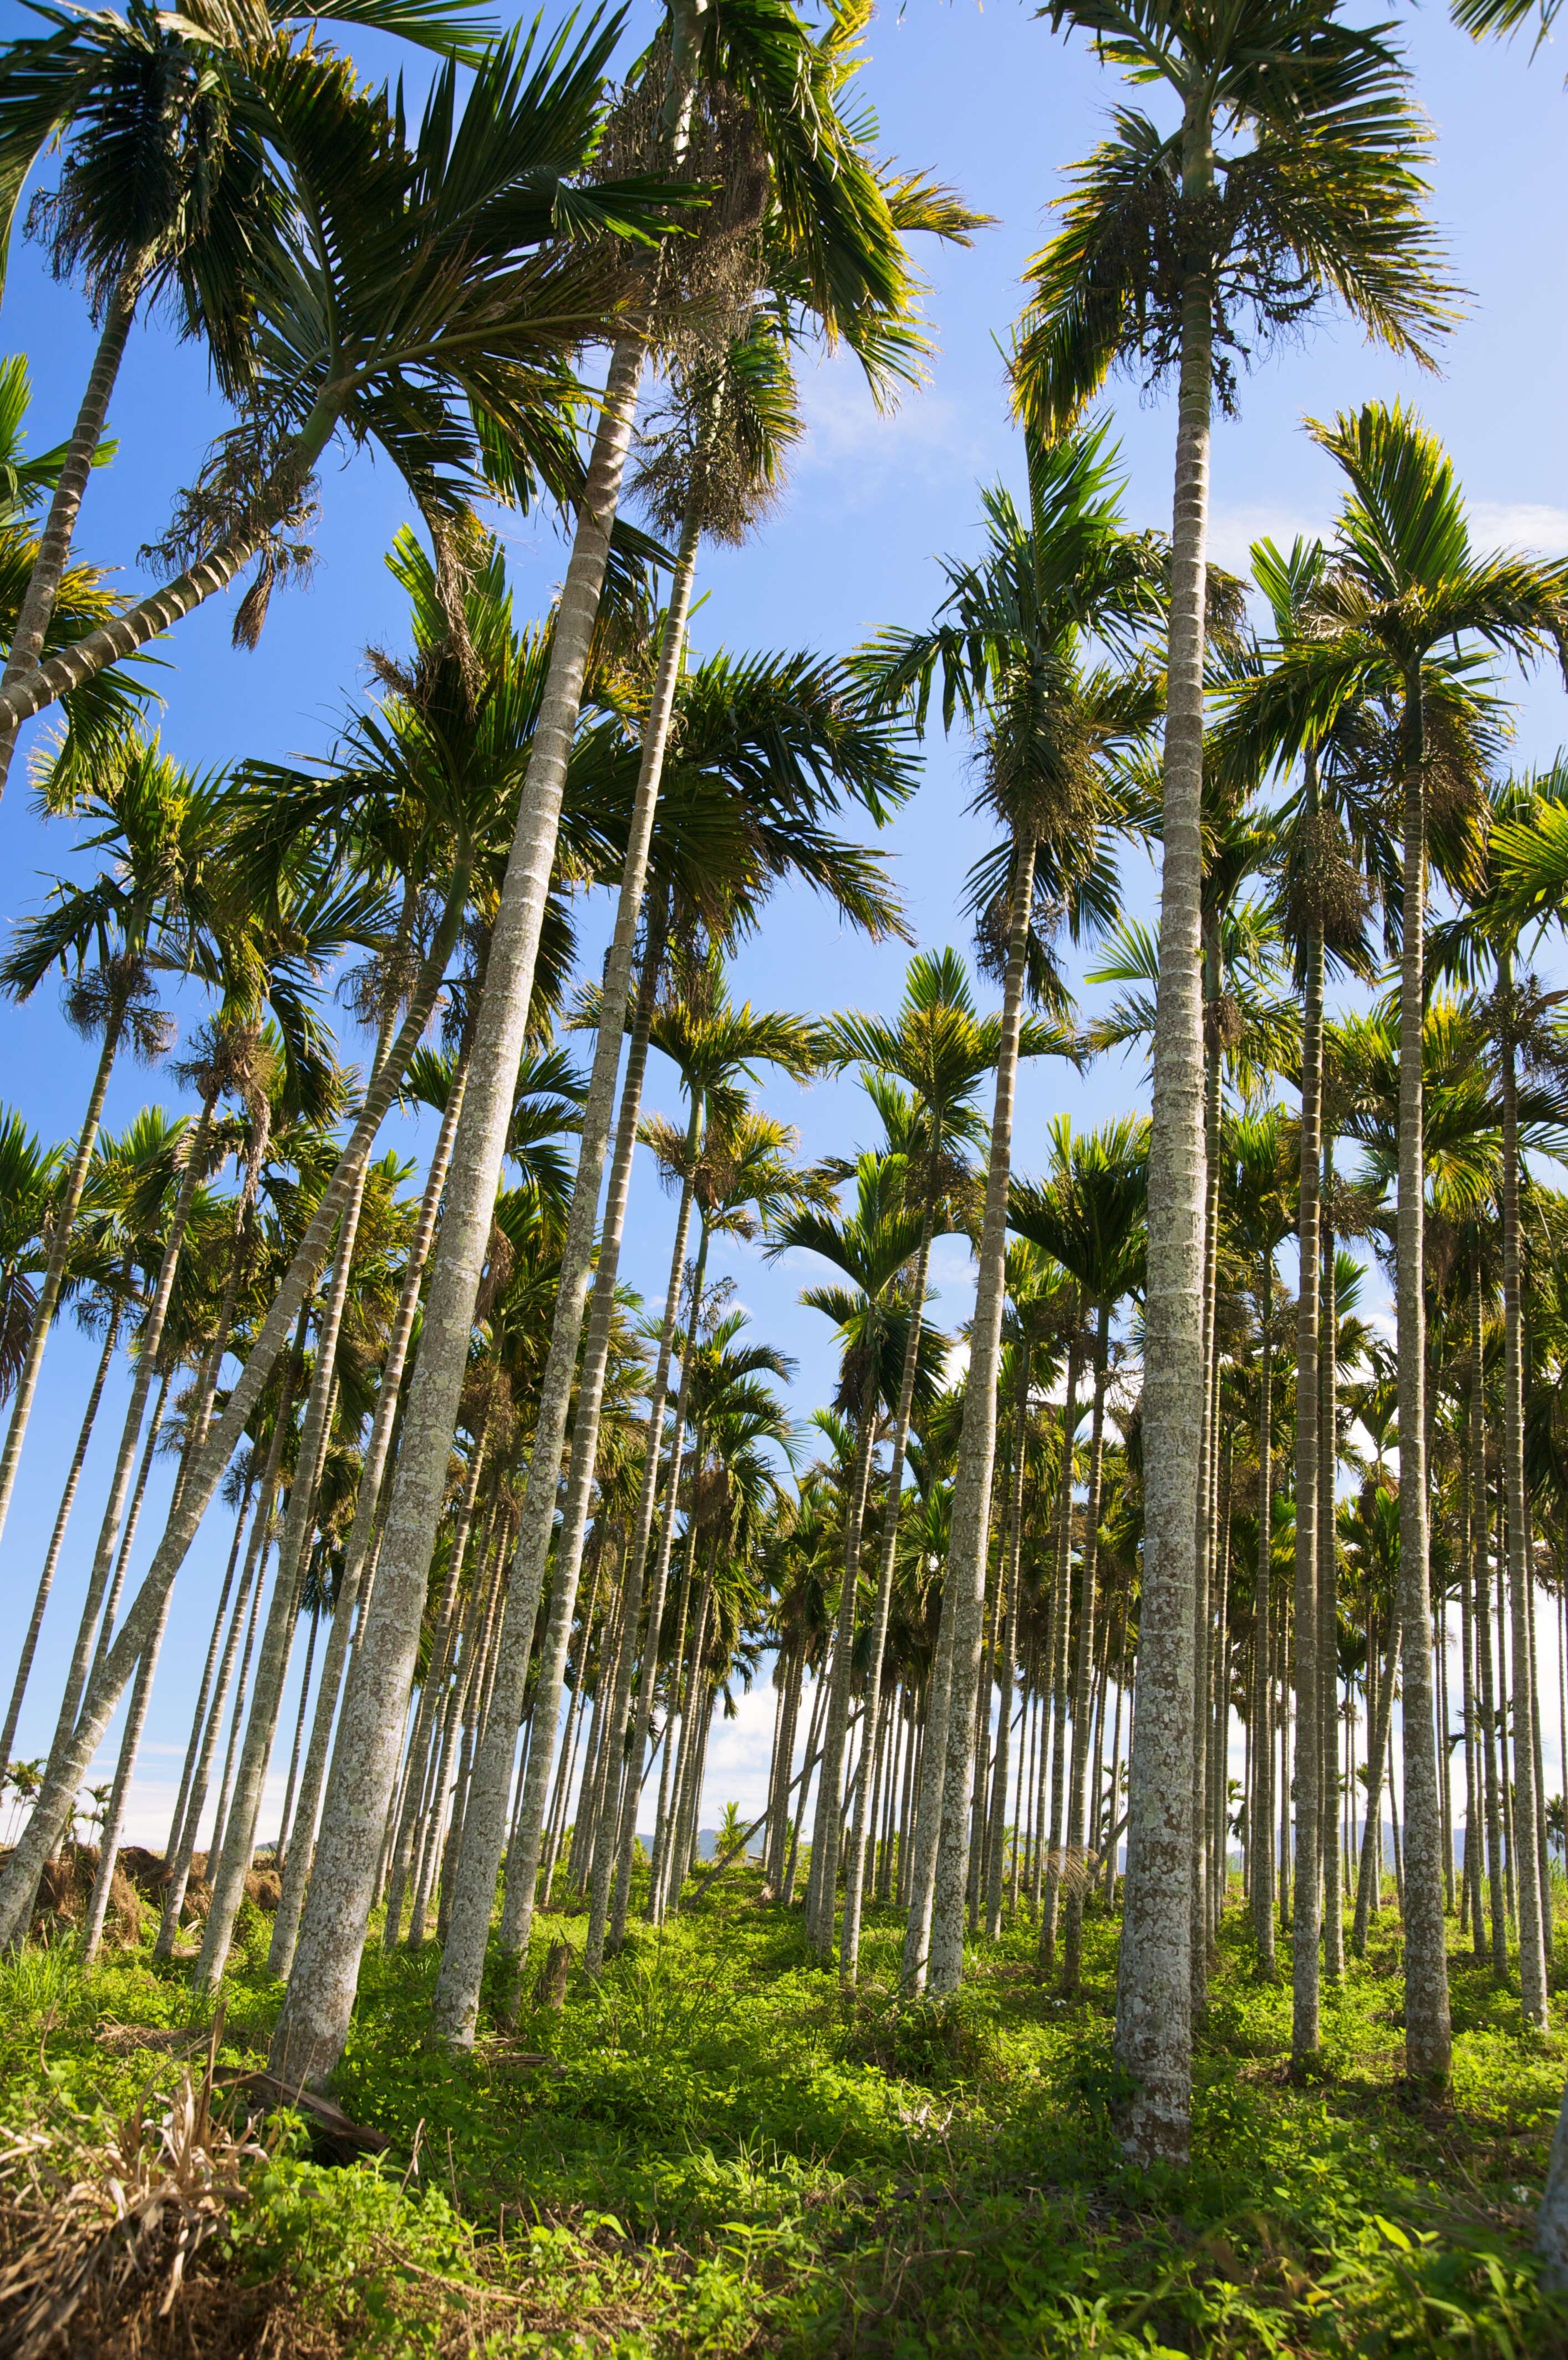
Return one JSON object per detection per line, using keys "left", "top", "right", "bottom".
{"left": 571, "top": 642, "right": 916, "bottom": 947}
{"left": 1014, "top": 0, "right": 1453, "bottom": 437}
{"left": 1007, "top": 1113, "right": 1149, "bottom": 1310}
{"left": 1219, "top": 405, "right": 1568, "bottom": 768}
{"left": 819, "top": 945, "right": 1078, "bottom": 1190}
{"left": 856, "top": 422, "right": 1167, "bottom": 994}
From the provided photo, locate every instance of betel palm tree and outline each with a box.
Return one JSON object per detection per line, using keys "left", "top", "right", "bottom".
{"left": 1008, "top": 1113, "right": 1147, "bottom": 1993}
{"left": 0, "top": 735, "right": 212, "bottom": 1574}
{"left": 1226, "top": 406, "right": 1568, "bottom": 2095}
{"left": 0, "top": 17, "right": 691, "bottom": 751}
{"left": 818, "top": 947, "right": 1059, "bottom": 1982}
{"left": 432, "top": 694, "right": 908, "bottom": 2046}
{"left": 1214, "top": 531, "right": 1381, "bottom": 2061}
{"left": 770, "top": 1149, "right": 925, "bottom": 1962}
{"left": 859, "top": 420, "right": 1158, "bottom": 1997}
{"left": 0, "top": 0, "right": 495, "bottom": 790}
{"left": 1017, "top": 0, "right": 1453, "bottom": 2160}
{"left": 279, "top": 3, "right": 928, "bottom": 2077}
{"left": 1429, "top": 766, "right": 1568, "bottom": 2037}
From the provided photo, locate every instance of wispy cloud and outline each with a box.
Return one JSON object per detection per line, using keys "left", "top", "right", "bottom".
{"left": 793, "top": 358, "right": 1000, "bottom": 512}
{"left": 1207, "top": 502, "right": 1329, "bottom": 577}
{"left": 1470, "top": 501, "right": 1568, "bottom": 555}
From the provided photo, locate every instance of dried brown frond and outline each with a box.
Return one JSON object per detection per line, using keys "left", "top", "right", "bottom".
{"left": 0, "top": 2040, "right": 264, "bottom": 2360}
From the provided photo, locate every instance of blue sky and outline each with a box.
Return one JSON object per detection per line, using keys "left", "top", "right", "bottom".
{"left": 0, "top": 0, "right": 1565, "bottom": 1843}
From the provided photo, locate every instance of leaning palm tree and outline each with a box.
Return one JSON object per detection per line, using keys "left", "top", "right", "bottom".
{"left": 1016, "top": 0, "right": 1453, "bottom": 2159}
{"left": 859, "top": 420, "right": 1159, "bottom": 1996}
{"left": 0, "top": 0, "right": 493, "bottom": 789}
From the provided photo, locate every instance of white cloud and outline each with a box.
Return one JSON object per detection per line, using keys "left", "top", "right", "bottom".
{"left": 1470, "top": 501, "right": 1568, "bottom": 556}
{"left": 1206, "top": 502, "right": 1330, "bottom": 576}
{"left": 793, "top": 358, "right": 999, "bottom": 511}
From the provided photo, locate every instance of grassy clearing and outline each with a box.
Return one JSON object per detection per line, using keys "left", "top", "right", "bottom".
{"left": 2, "top": 1874, "right": 1566, "bottom": 2354}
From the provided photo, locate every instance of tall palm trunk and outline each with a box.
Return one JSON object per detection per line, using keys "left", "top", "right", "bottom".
{"left": 1192, "top": 910, "right": 1222, "bottom": 1988}
{"left": 1292, "top": 843, "right": 1324, "bottom": 2062}
{"left": 0, "top": 277, "right": 136, "bottom": 797}
{"left": 841, "top": 1201, "right": 936, "bottom": 1981}
{"left": 156, "top": 1339, "right": 302, "bottom": 1952}
{"left": 0, "top": 1297, "right": 121, "bottom": 1769}
{"left": 808, "top": 1355, "right": 880, "bottom": 1961}
{"left": 902, "top": 1518, "right": 959, "bottom": 1990}
{"left": 1319, "top": 1208, "right": 1343, "bottom": 1981}
{"left": 198, "top": 1154, "right": 369, "bottom": 1991}
{"left": 0, "top": 897, "right": 461, "bottom": 1945}
{"left": 1040, "top": 1335, "right": 1081, "bottom": 1970}
{"left": 49, "top": 1093, "right": 215, "bottom": 1771}
{"left": 81, "top": 1577, "right": 175, "bottom": 1963}
{"left": 1113, "top": 138, "right": 1209, "bottom": 2160}
{"left": 1352, "top": 1611, "right": 1397, "bottom": 1955}
{"left": 1063, "top": 1303, "right": 1111, "bottom": 1993}
{"left": 1252, "top": 1264, "right": 1276, "bottom": 1976}
{"left": 928, "top": 834, "right": 1036, "bottom": 1996}
{"left": 1394, "top": 664, "right": 1452, "bottom": 2087}
{"left": 0, "top": 994, "right": 125, "bottom": 1560}
{"left": 154, "top": 1479, "right": 253, "bottom": 1950}
{"left": 597, "top": 1120, "right": 704, "bottom": 1964}
{"left": 436, "top": 896, "right": 677, "bottom": 2041}
{"left": 1499, "top": 948, "right": 1548, "bottom": 2026}
{"left": 264, "top": 332, "right": 659, "bottom": 2083}
{"left": 267, "top": 1051, "right": 469, "bottom": 1981}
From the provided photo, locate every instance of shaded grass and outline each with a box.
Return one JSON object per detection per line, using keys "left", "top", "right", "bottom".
{"left": 2, "top": 1875, "right": 1566, "bottom": 2353}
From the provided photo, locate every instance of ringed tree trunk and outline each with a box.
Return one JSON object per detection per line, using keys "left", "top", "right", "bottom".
{"left": 1291, "top": 843, "right": 1324, "bottom": 2065}
{"left": 841, "top": 1202, "right": 936, "bottom": 1982}
{"left": 432, "top": 581, "right": 693, "bottom": 2044}
{"left": 266, "top": 343, "right": 645, "bottom": 2090}
{"left": 600, "top": 1115, "right": 705, "bottom": 1960}
{"left": 1040, "top": 1328, "right": 1081, "bottom": 1970}
{"left": 928, "top": 831, "right": 1036, "bottom": 1996}
{"left": 1062, "top": 1301, "right": 1111, "bottom": 1995}
{"left": 0, "top": 1296, "right": 122, "bottom": 1771}
{"left": 0, "top": 988, "right": 127, "bottom": 1563}
{"left": 807, "top": 1349, "right": 881, "bottom": 1962}
{"left": 48, "top": 1090, "right": 217, "bottom": 1767}
{"left": 0, "top": 276, "right": 138, "bottom": 796}
{"left": 1320, "top": 1193, "right": 1343, "bottom": 1981}
{"left": 267, "top": 1052, "right": 471, "bottom": 1981}
{"left": 197, "top": 1152, "right": 370, "bottom": 1992}
{"left": 1499, "top": 946, "right": 1549, "bottom": 2028}
{"left": 153, "top": 1476, "right": 253, "bottom": 1954}
{"left": 588, "top": 1099, "right": 700, "bottom": 1969}
{"left": 1252, "top": 1258, "right": 1277, "bottom": 1977}
{"left": 157, "top": 1330, "right": 304, "bottom": 1953}
{"left": 1393, "top": 661, "right": 1452, "bottom": 2089}
{"left": 1112, "top": 167, "right": 1209, "bottom": 2164}
{"left": 0, "top": 894, "right": 462, "bottom": 1947}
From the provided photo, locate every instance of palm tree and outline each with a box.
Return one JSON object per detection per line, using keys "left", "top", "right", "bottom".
{"left": 274, "top": 0, "right": 929, "bottom": 2076}
{"left": 0, "top": 0, "right": 493, "bottom": 789}
{"left": 1009, "top": 1115, "right": 1147, "bottom": 1992}
{"left": 818, "top": 947, "right": 1045, "bottom": 1982}
{"left": 772, "top": 1150, "right": 926, "bottom": 1961}
{"left": 1233, "top": 405, "right": 1568, "bottom": 2092}
{"left": 860, "top": 421, "right": 1159, "bottom": 1996}
{"left": 0, "top": 735, "right": 210, "bottom": 1572}
{"left": 0, "top": 21, "right": 693, "bottom": 749}
{"left": 1017, "top": 0, "right": 1452, "bottom": 2159}
{"left": 430, "top": 650, "right": 912, "bottom": 2042}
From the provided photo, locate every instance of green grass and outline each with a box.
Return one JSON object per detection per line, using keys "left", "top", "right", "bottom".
{"left": 4, "top": 1876, "right": 1567, "bottom": 2354}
